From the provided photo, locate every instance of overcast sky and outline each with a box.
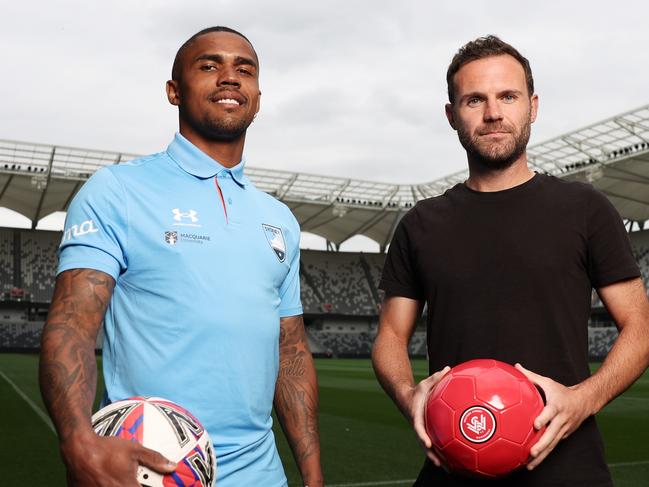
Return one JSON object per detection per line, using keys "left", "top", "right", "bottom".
{"left": 2, "top": 0, "right": 648, "bottom": 247}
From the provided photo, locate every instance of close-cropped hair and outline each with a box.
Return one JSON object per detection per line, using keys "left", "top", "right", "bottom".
{"left": 171, "top": 26, "right": 257, "bottom": 81}
{"left": 446, "top": 35, "right": 534, "bottom": 104}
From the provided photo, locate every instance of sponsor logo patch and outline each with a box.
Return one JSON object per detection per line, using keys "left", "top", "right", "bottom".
{"left": 165, "top": 231, "right": 178, "bottom": 245}
{"left": 164, "top": 230, "right": 210, "bottom": 245}
{"left": 460, "top": 406, "right": 496, "bottom": 443}
{"left": 172, "top": 208, "right": 201, "bottom": 228}
{"left": 61, "top": 219, "right": 99, "bottom": 243}
{"left": 262, "top": 224, "right": 286, "bottom": 262}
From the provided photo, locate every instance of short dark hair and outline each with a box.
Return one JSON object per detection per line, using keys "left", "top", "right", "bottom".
{"left": 446, "top": 35, "right": 534, "bottom": 104}
{"left": 171, "top": 26, "right": 257, "bottom": 81}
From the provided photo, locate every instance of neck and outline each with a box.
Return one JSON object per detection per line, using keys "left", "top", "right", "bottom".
{"left": 465, "top": 153, "right": 535, "bottom": 192}
{"left": 179, "top": 125, "right": 246, "bottom": 168}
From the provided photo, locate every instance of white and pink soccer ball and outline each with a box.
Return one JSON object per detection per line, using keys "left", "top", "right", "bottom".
{"left": 91, "top": 397, "right": 216, "bottom": 487}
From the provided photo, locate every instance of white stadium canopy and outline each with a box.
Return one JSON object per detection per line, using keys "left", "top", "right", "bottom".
{"left": 1, "top": 104, "right": 649, "bottom": 249}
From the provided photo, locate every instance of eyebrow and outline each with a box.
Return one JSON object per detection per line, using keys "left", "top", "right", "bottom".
{"left": 194, "top": 53, "right": 258, "bottom": 69}
{"left": 460, "top": 89, "right": 524, "bottom": 102}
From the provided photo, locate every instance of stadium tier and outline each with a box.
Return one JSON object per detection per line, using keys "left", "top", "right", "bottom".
{"left": 0, "top": 229, "right": 13, "bottom": 295}
{"left": 1, "top": 226, "right": 648, "bottom": 358}
{"left": 300, "top": 250, "right": 380, "bottom": 315}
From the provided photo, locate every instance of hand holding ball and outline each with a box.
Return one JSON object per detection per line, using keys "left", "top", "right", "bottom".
{"left": 425, "top": 359, "right": 545, "bottom": 478}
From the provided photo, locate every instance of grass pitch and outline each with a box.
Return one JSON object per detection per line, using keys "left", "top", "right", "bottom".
{"left": 1, "top": 354, "right": 648, "bottom": 486}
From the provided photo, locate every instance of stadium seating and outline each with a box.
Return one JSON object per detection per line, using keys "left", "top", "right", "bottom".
{"left": 0, "top": 229, "right": 13, "bottom": 295}
{"left": 19, "top": 230, "right": 60, "bottom": 303}
{"left": 590, "top": 230, "right": 649, "bottom": 308}
{"left": 301, "top": 250, "right": 377, "bottom": 315}
{"left": 588, "top": 327, "right": 618, "bottom": 361}
{"left": 0, "top": 310, "right": 43, "bottom": 348}
{"left": 0, "top": 227, "right": 648, "bottom": 360}
{"left": 307, "top": 320, "right": 427, "bottom": 358}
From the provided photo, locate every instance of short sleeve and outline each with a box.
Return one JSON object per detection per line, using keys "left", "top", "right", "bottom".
{"left": 278, "top": 215, "right": 303, "bottom": 317}
{"left": 379, "top": 216, "right": 423, "bottom": 300}
{"left": 586, "top": 189, "right": 640, "bottom": 288}
{"left": 57, "top": 168, "right": 128, "bottom": 280}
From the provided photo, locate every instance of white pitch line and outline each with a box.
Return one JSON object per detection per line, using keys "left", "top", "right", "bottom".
{"left": 609, "top": 460, "right": 649, "bottom": 468}
{"left": 0, "top": 369, "right": 56, "bottom": 435}
{"left": 328, "top": 480, "right": 415, "bottom": 487}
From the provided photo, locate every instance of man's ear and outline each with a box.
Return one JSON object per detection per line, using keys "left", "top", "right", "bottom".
{"left": 255, "top": 91, "right": 261, "bottom": 117}
{"left": 166, "top": 79, "right": 180, "bottom": 106}
{"left": 445, "top": 103, "right": 457, "bottom": 131}
{"left": 530, "top": 93, "right": 539, "bottom": 124}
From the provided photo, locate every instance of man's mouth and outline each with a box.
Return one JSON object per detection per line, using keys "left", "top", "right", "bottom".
{"left": 210, "top": 92, "right": 246, "bottom": 107}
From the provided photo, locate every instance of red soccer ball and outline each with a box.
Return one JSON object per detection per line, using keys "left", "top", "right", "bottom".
{"left": 424, "top": 359, "right": 545, "bottom": 478}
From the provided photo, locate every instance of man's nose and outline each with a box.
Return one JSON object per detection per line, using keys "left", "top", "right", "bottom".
{"left": 483, "top": 99, "right": 503, "bottom": 122}
{"left": 218, "top": 66, "right": 241, "bottom": 87}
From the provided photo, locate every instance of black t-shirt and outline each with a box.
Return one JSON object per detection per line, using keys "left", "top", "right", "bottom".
{"left": 379, "top": 173, "right": 640, "bottom": 486}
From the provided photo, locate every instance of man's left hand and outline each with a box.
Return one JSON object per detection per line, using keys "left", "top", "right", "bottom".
{"left": 515, "top": 363, "right": 595, "bottom": 470}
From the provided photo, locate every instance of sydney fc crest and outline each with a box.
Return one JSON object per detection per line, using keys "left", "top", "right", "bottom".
{"left": 262, "top": 224, "right": 286, "bottom": 262}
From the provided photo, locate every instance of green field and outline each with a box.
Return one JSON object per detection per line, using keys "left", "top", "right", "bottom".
{"left": 1, "top": 354, "right": 648, "bottom": 486}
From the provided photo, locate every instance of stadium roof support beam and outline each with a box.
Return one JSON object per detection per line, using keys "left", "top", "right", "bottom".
{"left": 338, "top": 209, "right": 390, "bottom": 246}
{"left": 600, "top": 189, "right": 649, "bottom": 207}
{"left": 0, "top": 174, "right": 13, "bottom": 200}
{"left": 276, "top": 173, "right": 298, "bottom": 199}
{"left": 381, "top": 209, "right": 402, "bottom": 253}
{"left": 614, "top": 118, "right": 649, "bottom": 145}
{"left": 307, "top": 213, "right": 344, "bottom": 234}
{"left": 301, "top": 203, "right": 336, "bottom": 230}
{"left": 31, "top": 147, "right": 56, "bottom": 229}
{"left": 300, "top": 179, "right": 352, "bottom": 230}
{"left": 606, "top": 166, "right": 649, "bottom": 183}
{"left": 62, "top": 180, "right": 84, "bottom": 212}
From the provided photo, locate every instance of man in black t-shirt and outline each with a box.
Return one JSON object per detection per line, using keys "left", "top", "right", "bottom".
{"left": 372, "top": 36, "right": 649, "bottom": 487}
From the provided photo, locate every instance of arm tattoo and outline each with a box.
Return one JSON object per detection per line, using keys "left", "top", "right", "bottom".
{"left": 274, "top": 315, "right": 321, "bottom": 475}
{"left": 39, "top": 269, "right": 115, "bottom": 443}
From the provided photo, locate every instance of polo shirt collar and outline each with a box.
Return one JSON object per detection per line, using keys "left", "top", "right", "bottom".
{"left": 166, "top": 132, "right": 248, "bottom": 187}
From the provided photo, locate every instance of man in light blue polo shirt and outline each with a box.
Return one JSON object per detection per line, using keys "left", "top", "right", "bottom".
{"left": 40, "top": 26, "right": 323, "bottom": 487}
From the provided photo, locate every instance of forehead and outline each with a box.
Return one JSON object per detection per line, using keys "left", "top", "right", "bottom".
{"left": 183, "top": 31, "right": 258, "bottom": 65}
{"left": 454, "top": 54, "right": 526, "bottom": 94}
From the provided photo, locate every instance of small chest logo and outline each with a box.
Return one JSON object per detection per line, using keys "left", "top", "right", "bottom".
{"left": 172, "top": 208, "right": 200, "bottom": 227}
{"left": 460, "top": 406, "right": 496, "bottom": 443}
{"left": 165, "top": 231, "right": 178, "bottom": 245}
{"left": 262, "top": 224, "right": 286, "bottom": 262}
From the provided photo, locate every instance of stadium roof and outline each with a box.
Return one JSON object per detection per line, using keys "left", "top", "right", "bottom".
{"left": 2, "top": 104, "right": 649, "bottom": 248}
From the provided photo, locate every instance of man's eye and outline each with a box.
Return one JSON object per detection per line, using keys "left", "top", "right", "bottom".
{"left": 502, "top": 94, "right": 516, "bottom": 103}
{"left": 238, "top": 67, "right": 251, "bottom": 75}
{"left": 467, "top": 98, "right": 481, "bottom": 106}
{"left": 201, "top": 65, "right": 216, "bottom": 71}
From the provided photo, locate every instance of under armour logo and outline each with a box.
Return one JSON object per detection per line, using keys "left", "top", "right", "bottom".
{"left": 172, "top": 209, "right": 199, "bottom": 223}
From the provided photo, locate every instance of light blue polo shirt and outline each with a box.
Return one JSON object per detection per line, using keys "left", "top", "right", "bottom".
{"left": 58, "top": 133, "right": 302, "bottom": 487}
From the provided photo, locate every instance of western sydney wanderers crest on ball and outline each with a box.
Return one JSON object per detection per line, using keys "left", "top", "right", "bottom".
{"left": 262, "top": 224, "right": 286, "bottom": 262}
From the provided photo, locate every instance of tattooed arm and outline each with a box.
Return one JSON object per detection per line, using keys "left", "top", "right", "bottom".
{"left": 274, "top": 315, "right": 323, "bottom": 487}
{"left": 39, "top": 269, "right": 175, "bottom": 487}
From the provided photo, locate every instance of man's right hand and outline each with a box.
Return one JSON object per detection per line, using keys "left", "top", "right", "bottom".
{"left": 406, "top": 366, "right": 450, "bottom": 467}
{"left": 61, "top": 432, "right": 176, "bottom": 487}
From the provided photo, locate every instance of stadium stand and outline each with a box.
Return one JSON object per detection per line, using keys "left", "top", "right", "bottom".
{"left": 1, "top": 227, "right": 648, "bottom": 359}
{"left": 591, "top": 229, "right": 649, "bottom": 308}
{"left": 588, "top": 327, "right": 619, "bottom": 361}
{"left": 301, "top": 250, "right": 377, "bottom": 315}
{"left": 631, "top": 230, "right": 649, "bottom": 290}
{"left": 0, "top": 228, "right": 13, "bottom": 295}
{"left": 19, "top": 230, "right": 60, "bottom": 303}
